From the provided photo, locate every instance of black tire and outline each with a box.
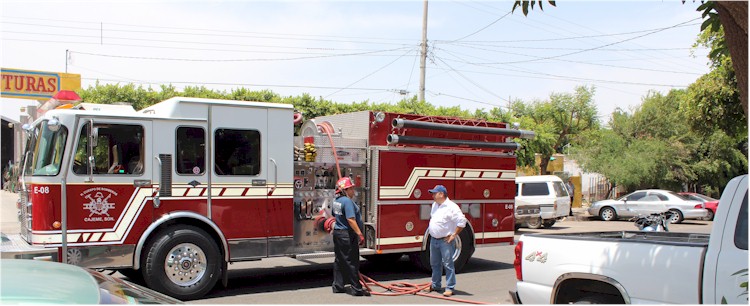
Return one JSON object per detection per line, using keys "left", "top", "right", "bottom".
{"left": 705, "top": 209, "right": 715, "bottom": 221}
{"left": 599, "top": 207, "right": 617, "bottom": 221}
{"left": 573, "top": 295, "right": 614, "bottom": 304}
{"left": 542, "top": 219, "right": 556, "bottom": 228}
{"left": 410, "top": 229, "right": 474, "bottom": 273}
{"left": 363, "top": 253, "right": 403, "bottom": 266}
{"left": 526, "top": 217, "right": 543, "bottom": 229}
{"left": 668, "top": 209, "right": 684, "bottom": 224}
{"left": 143, "top": 225, "right": 221, "bottom": 300}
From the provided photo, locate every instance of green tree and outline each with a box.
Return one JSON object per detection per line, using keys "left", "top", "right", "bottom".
{"left": 520, "top": 86, "right": 599, "bottom": 175}
{"left": 512, "top": 1, "right": 747, "bottom": 116}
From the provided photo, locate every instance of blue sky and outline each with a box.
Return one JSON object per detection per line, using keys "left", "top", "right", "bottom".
{"left": 1, "top": 1, "right": 710, "bottom": 122}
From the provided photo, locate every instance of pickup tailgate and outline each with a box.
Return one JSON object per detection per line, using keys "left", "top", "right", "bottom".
{"left": 515, "top": 231, "right": 708, "bottom": 304}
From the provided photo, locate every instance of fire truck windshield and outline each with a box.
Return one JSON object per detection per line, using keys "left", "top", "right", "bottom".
{"left": 30, "top": 120, "right": 68, "bottom": 176}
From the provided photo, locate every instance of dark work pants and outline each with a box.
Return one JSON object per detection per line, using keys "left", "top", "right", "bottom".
{"left": 569, "top": 197, "right": 574, "bottom": 216}
{"left": 332, "top": 229, "right": 364, "bottom": 293}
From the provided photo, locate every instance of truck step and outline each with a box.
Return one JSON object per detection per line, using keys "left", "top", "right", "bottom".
{"left": 293, "top": 248, "right": 376, "bottom": 260}
{"left": 0, "top": 233, "right": 58, "bottom": 260}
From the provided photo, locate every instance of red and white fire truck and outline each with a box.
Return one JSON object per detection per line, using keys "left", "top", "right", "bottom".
{"left": 4, "top": 97, "right": 533, "bottom": 299}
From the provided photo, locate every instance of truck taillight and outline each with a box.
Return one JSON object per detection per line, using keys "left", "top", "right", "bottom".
{"left": 514, "top": 241, "right": 523, "bottom": 281}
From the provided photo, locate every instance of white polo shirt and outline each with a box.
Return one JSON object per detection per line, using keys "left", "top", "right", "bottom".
{"left": 428, "top": 198, "right": 467, "bottom": 239}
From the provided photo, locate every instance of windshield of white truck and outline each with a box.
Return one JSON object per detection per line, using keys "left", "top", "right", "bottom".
{"left": 30, "top": 120, "right": 68, "bottom": 176}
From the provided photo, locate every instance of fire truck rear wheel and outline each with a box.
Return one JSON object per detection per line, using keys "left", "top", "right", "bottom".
{"left": 143, "top": 225, "right": 220, "bottom": 300}
{"left": 410, "top": 229, "right": 474, "bottom": 273}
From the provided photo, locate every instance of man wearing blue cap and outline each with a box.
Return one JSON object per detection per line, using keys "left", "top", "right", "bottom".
{"left": 423, "top": 184, "right": 467, "bottom": 297}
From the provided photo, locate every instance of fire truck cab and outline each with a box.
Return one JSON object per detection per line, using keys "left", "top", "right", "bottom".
{"left": 7, "top": 97, "right": 533, "bottom": 300}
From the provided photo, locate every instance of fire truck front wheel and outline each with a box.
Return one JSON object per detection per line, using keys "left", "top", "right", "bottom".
{"left": 410, "top": 229, "right": 474, "bottom": 273}
{"left": 143, "top": 225, "right": 221, "bottom": 300}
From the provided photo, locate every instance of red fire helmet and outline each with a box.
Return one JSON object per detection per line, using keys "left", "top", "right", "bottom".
{"left": 336, "top": 177, "right": 354, "bottom": 191}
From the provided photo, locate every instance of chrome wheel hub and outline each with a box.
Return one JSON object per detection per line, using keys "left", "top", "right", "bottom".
{"left": 165, "top": 243, "right": 206, "bottom": 287}
{"left": 452, "top": 236, "right": 462, "bottom": 262}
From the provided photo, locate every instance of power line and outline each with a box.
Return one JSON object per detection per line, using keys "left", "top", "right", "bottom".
{"left": 433, "top": 56, "right": 509, "bottom": 103}
{"left": 80, "top": 77, "right": 398, "bottom": 92}
{"left": 435, "top": 45, "right": 704, "bottom": 76}
{"left": 436, "top": 48, "right": 691, "bottom": 87}
{"left": 434, "top": 21, "right": 700, "bottom": 44}
{"left": 1, "top": 21, "right": 413, "bottom": 46}
{"left": 450, "top": 10, "right": 512, "bottom": 42}
{"left": 1, "top": 15, "right": 417, "bottom": 42}
{"left": 4, "top": 38, "right": 414, "bottom": 57}
{"left": 440, "top": 17, "right": 702, "bottom": 66}
{"left": 325, "top": 48, "right": 415, "bottom": 98}
{"left": 427, "top": 90, "right": 505, "bottom": 108}
{"left": 448, "top": 42, "right": 705, "bottom": 52}
{"left": 431, "top": 55, "right": 689, "bottom": 88}
{"left": 2, "top": 30, "right": 388, "bottom": 52}
{"left": 69, "top": 47, "right": 413, "bottom": 62}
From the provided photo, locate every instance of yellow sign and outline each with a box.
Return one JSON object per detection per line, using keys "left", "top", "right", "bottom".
{"left": 1, "top": 68, "right": 81, "bottom": 100}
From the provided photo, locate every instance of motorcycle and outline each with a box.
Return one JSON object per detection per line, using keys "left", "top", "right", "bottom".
{"left": 631, "top": 211, "right": 675, "bottom": 232}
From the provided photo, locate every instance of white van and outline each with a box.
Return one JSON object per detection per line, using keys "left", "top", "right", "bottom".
{"left": 515, "top": 175, "right": 571, "bottom": 228}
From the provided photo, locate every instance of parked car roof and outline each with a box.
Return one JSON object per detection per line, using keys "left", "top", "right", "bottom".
{"left": 0, "top": 259, "right": 183, "bottom": 304}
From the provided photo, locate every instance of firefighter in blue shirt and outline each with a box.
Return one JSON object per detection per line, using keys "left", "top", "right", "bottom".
{"left": 331, "top": 177, "right": 370, "bottom": 296}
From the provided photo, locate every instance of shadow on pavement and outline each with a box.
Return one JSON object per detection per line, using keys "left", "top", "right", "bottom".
{"left": 199, "top": 254, "right": 512, "bottom": 299}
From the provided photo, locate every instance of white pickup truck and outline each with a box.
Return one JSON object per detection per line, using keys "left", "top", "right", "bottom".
{"left": 511, "top": 175, "right": 748, "bottom": 304}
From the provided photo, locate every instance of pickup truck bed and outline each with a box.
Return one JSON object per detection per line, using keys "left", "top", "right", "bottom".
{"left": 512, "top": 174, "right": 748, "bottom": 304}
{"left": 515, "top": 231, "right": 709, "bottom": 304}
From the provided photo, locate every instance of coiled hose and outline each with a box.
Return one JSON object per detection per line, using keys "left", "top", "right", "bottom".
{"left": 358, "top": 273, "right": 490, "bottom": 304}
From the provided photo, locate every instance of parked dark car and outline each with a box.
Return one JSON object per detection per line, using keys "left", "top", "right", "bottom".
{"left": 679, "top": 192, "right": 719, "bottom": 221}
{"left": 0, "top": 259, "right": 183, "bottom": 304}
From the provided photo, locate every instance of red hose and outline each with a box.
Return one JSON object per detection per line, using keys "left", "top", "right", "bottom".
{"left": 317, "top": 122, "right": 342, "bottom": 179}
{"left": 358, "top": 273, "right": 491, "bottom": 304}
{"left": 293, "top": 113, "right": 303, "bottom": 125}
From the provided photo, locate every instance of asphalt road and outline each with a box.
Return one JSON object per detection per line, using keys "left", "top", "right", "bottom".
{"left": 189, "top": 216, "right": 713, "bottom": 304}
{"left": 0, "top": 190, "right": 713, "bottom": 304}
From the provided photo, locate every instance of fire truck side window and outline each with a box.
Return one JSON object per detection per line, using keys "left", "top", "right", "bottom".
{"left": 176, "top": 127, "right": 206, "bottom": 175}
{"left": 73, "top": 123, "right": 144, "bottom": 175}
{"left": 214, "top": 129, "right": 260, "bottom": 176}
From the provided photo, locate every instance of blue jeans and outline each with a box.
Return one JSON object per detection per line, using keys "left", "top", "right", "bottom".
{"left": 430, "top": 236, "right": 456, "bottom": 290}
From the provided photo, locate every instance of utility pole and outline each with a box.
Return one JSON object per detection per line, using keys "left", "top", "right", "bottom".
{"left": 65, "top": 49, "right": 69, "bottom": 73}
{"left": 418, "top": 0, "right": 428, "bottom": 102}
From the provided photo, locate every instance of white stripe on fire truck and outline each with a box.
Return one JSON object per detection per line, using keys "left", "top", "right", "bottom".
{"left": 89, "top": 232, "right": 102, "bottom": 242}
{"left": 222, "top": 188, "right": 245, "bottom": 196}
{"left": 379, "top": 167, "right": 515, "bottom": 199}
{"left": 462, "top": 171, "right": 481, "bottom": 178}
{"left": 474, "top": 231, "right": 514, "bottom": 239}
{"left": 102, "top": 187, "right": 154, "bottom": 242}
{"left": 32, "top": 233, "right": 82, "bottom": 245}
{"left": 377, "top": 231, "right": 513, "bottom": 246}
{"left": 31, "top": 184, "right": 295, "bottom": 245}
{"left": 426, "top": 170, "right": 445, "bottom": 177}
{"left": 186, "top": 188, "right": 202, "bottom": 197}
{"left": 378, "top": 236, "right": 424, "bottom": 245}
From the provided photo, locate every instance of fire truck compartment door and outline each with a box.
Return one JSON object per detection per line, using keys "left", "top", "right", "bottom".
{"left": 210, "top": 105, "right": 270, "bottom": 259}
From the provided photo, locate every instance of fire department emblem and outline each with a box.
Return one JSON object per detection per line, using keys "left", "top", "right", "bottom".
{"left": 81, "top": 187, "right": 118, "bottom": 222}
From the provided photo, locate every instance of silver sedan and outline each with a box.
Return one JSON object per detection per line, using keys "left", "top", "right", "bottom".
{"left": 588, "top": 189, "right": 707, "bottom": 223}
